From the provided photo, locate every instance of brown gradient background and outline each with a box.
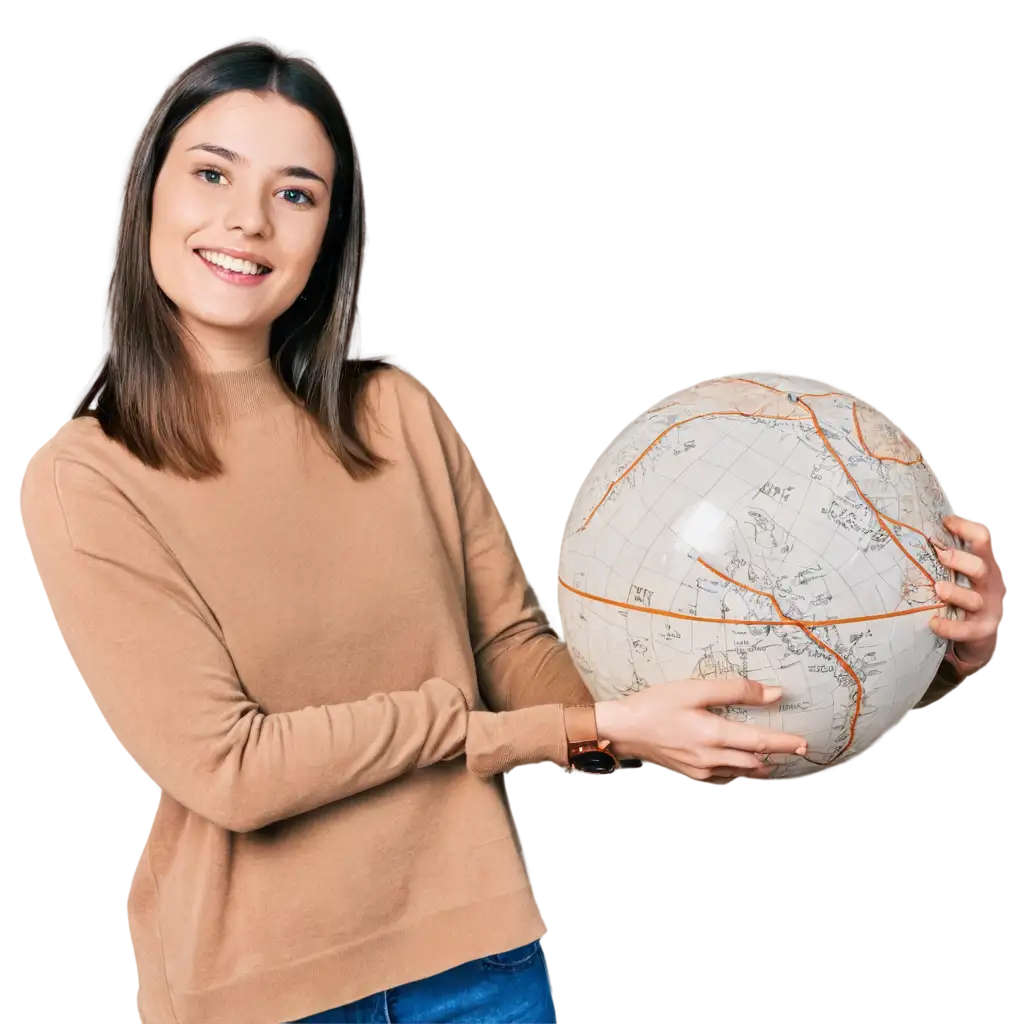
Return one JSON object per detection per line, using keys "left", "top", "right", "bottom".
{"left": 6, "top": 9, "right": 1024, "bottom": 1024}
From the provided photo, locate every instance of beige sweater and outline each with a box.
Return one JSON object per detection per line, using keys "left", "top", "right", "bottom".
{"left": 20, "top": 358, "right": 595, "bottom": 1024}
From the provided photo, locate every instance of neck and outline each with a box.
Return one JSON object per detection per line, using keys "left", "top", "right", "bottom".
{"left": 180, "top": 319, "right": 270, "bottom": 372}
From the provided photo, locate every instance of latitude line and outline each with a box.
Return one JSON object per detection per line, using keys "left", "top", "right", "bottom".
{"left": 557, "top": 576, "right": 944, "bottom": 629}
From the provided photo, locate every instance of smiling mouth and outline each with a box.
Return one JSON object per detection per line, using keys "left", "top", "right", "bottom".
{"left": 194, "top": 248, "right": 273, "bottom": 276}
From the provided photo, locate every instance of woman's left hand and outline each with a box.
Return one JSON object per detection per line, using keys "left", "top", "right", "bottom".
{"left": 929, "top": 514, "right": 1005, "bottom": 676}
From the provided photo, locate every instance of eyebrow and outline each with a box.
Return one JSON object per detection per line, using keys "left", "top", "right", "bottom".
{"left": 185, "top": 143, "right": 330, "bottom": 189}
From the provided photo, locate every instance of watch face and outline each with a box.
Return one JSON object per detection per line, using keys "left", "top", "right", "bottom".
{"left": 571, "top": 749, "right": 617, "bottom": 774}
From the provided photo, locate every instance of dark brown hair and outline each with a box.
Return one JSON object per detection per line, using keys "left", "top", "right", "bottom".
{"left": 74, "top": 39, "right": 393, "bottom": 480}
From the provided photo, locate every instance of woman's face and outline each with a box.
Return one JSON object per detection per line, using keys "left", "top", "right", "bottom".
{"left": 150, "top": 89, "right": 335, "bottom": 362}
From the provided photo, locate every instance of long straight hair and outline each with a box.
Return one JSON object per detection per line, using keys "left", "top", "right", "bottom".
{"left": 74, "top": 40, "right": 392, "bottom": 480}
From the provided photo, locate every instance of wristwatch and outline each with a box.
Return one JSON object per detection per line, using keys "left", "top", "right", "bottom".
{"left": 563, "top": 704, "right": 643, "bottom": 774}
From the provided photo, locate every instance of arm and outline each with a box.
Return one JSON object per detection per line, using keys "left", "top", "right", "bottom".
{"left": 20, "top": 450, "right": 568, "bottom": 833}
{"left": 425, "top": 392, "right": 595, "bottom": 718}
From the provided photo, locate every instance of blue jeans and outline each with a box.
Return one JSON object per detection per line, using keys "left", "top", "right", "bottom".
{"left": 287, "top": 939, "right": 556, "bottom": 1023}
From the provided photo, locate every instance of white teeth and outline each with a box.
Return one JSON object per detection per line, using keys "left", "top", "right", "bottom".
{"left": 197, "top": 249, "right": 269, "bottom": 275}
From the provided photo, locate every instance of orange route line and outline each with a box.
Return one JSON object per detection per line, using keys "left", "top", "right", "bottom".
{"left": 557, "top": 576, "right": 943, "bottom": 630}
{"left": 877, "top": 510, "right": 937, "bottom": 546}
{"left": 851, "top": 401, "right": 923, "bottom": 466}
{"left": 793, "top": 395, "right": 936, "bottom": 586}
{"left": 696, "top": 557, "right": 865, "bottom": 759}
{"left": 729, "top": 380, "right": 942, "bottom": 757}
{"left": 581, "top": 409, "right": 810, "bottom": 530}
{"left": 558, "top": 573, "right": 943, "bottom": 761}
{"left": 723, "top": 378, "right": 935, "bottom": 586}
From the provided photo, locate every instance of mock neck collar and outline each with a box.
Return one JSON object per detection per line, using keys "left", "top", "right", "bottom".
{"left": 205, "top": 356, "right": 297, "bottom": 421}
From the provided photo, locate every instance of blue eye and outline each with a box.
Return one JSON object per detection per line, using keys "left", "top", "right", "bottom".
{"left": 197, "top": 168, "right": 225, "bottom": 185}
{"left": 280, "top": 188, "right": 315, "bottom": 207}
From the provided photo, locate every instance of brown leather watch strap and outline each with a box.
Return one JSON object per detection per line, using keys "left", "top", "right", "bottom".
{"left": 564, "top": 704, "right": 599, "bottom": 745}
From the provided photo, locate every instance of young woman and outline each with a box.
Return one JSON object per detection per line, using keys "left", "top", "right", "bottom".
{"left": 20, "top": 40, "right": 1003, "bottom": 1024}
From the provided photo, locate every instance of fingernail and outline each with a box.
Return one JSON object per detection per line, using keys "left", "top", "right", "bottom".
{"left": 764, "top": 686, "right": 782, "bottom": 700}
{"left": 796, "top": 745, "right": 807, "bottom": 756}
{"left": 929, "top": 535, "right": 948, "bottom": 550}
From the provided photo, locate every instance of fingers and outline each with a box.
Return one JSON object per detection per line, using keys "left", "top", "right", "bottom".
{"left": 934, "top": 580, "right": 984, "bottom": 613}
{"left": 942, "top": 514, "right": 992, "bottom": 553}
{"left": 933, "top": 516, "right": 1001, "bottom": 597}
{"left": 697, "top": 746, "right": 765, "bottom": 770}
{"left": 709, "top": 765, "right": 770, "bottom": 781}
{"left": 711, "top": 717, "right": 809, "bottom": 756}
{"left": 934, "top": 542, "right": 987, "bottom": 582}
{"left": 678, "top": 715, "right": 808, "bottom": 775}
{"left": 937, "top": 516, "right": 1003, "bottom": 602}
{"left": 933, "top": 610, "right": 995, "bottom": 643}
{"left": 684, "top": 677, "right": 781, "bottom": 708}
{"left": 680, "top": 763, "right": 773, "bottom": 782}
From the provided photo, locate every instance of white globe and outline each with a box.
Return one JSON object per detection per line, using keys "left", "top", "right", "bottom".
{"left": 557, "top": 373, "right": 965, "bottom": 777}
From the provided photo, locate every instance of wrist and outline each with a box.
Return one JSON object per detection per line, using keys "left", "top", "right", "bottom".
{"left": 594, "top": 699, "right": 637, "bottom": 756}
{"left": 563, "top": 701, "right": 644, "bottom": 773}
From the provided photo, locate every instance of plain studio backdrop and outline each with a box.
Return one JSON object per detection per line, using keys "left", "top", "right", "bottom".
{"left": 6, "top": 18, "right": 1024, "bottom": 1024}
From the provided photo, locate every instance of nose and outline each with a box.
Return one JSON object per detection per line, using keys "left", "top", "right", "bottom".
{"left": 223, "top": 182, "right": 272, "bottom": 237}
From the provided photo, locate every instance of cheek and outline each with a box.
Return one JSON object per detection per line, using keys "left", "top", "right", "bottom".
{"left": 278, "top": 214, "right": 329, "bottom": 283}
{"left": 150, "top": 178, "right": 204, "bottom": 293}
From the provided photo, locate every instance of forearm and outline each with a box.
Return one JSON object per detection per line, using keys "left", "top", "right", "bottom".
{"left": 222, "top": 684, "right": 573, "bottom": 829}
{"left": 46, "top": 616, "right": 574, "bottom": 828}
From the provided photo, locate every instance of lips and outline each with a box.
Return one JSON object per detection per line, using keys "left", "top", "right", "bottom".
{"left": 193, "top": 249, "right": 273, "bottom": 287}
{"left": 194, "top": 248, "right": 274, "bottom": 274}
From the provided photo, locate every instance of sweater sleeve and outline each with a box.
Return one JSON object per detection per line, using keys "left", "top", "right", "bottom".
{"left": 424, "top": 392, "right": 596, "bottom": 719}
{"left": 913, "top": 644, "right": 972, "bottom": 708}
{"left": 20, "top": 448, "right": 569, "bottom": 833}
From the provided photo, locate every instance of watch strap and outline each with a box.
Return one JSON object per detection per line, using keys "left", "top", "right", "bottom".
{"left": 563, "top": 703, "right": 644, "bottom": 772}
{"left": 564, "top": 703, "right": 599, "bottom": 745}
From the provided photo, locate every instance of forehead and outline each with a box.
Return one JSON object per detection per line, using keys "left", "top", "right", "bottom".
{"left": 173, "top": 90, "right": 335, "bottom": 179}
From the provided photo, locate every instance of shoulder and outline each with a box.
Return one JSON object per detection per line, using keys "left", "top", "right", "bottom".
{"left": 364, "top": 362, "right": 433, "bottom": 406}
{"left": 22, "top": 416, "right": 108, "bottom": 491}
{"left": 358, "top": 362, "right": 452, "bottom": 431}
{"left": 353, "top": 364, "right": 472, "bottom": 484}
{"left": 20, "top": 416, "right": 144, "bottom": 541}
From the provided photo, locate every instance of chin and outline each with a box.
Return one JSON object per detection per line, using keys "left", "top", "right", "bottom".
{"left": 186, "top": 306, "right": 270, "bottom": 332}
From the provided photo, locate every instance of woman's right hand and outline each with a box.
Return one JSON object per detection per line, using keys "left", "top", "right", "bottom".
{"left": 594, "top": 677, "right": 807, "bottom": 783}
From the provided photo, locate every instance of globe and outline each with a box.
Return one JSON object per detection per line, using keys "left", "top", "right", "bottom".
{"left": 557, "top": 373, "right": 965, "bottom": 778}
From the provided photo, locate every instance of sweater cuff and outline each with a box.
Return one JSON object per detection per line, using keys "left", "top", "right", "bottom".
{"left": 466, "top": 704, "right": 569, "bottom": 775}
{"left": 946, "top": 641, "right": 981, "bottom": 679}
